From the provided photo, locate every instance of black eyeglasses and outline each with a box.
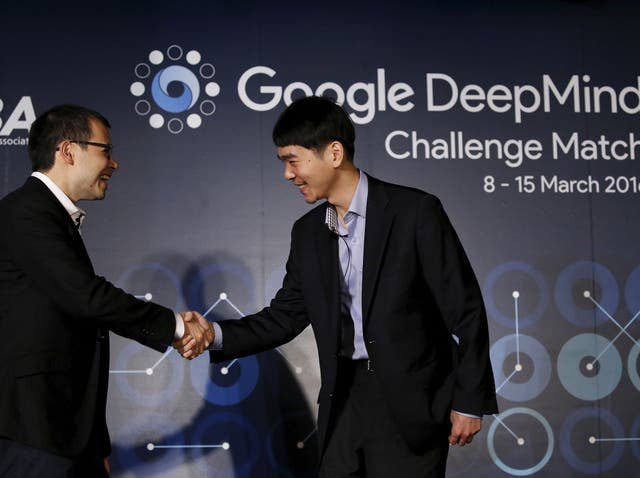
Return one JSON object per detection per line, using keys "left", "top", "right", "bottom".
{"left": 57, "top": 140, "right": 113, "bottom": 157}
{"left": 71, "top": 140, "right": 113, "bottom": 156}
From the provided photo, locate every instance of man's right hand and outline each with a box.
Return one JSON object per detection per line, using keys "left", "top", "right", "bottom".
{"left": 173, "top": 311, "right": 214, "bottom": 359}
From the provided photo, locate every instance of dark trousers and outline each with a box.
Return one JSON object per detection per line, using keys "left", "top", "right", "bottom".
{"left": 0, "top": 438, "right": 108, "bottom": 478}
{"left": 319, "top": 360, "right": 449, "bottom": 478}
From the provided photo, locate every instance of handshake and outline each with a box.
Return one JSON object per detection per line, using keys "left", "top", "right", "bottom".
{"left": 173, "top": 311, "right": 214, "bottom": 359}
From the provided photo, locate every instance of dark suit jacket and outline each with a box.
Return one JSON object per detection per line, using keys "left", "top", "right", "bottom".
{"left": 211, "top": 174, "right": 497, "bottom": 455}
{"left": 0, "top": 177, "right": 176, "bottom": 458}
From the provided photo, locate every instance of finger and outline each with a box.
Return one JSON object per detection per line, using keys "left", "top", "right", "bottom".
{"left": 195, "top": 315, "right": 212, "bottom": 344}
{"left": 179, "top": 338, "right": 197, "bottom": 355}
{"left": 195, "top": 338, "right": 207, "bottom": 355}
{"left": 205, "top": 322, "right": 214, "bottom": 346}
{"left": 185, "top": 321, "right": 204, "bottom": 343}
{"left": 175, "top": 334, "right": 193, "bottom": 348}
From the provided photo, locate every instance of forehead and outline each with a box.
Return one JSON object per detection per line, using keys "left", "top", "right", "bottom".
{"left": 277, "top": 145, "right": 318, "bottom": 160}
{"left": 89, "top": 118, "right": 110, "bottom": 141}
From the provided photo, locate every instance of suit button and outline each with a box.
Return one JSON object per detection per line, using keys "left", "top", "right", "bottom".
{"left": 329, "top": 393, "right": 333, "bottom": 399}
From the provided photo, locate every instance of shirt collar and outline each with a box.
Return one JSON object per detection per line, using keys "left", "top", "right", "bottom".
{"left": 347, "top": 171, "right": 368, "bottom": 219}
{"left": 31, "top": 171, "right": 86, "bottom": 226}
{"left": 324, "top": 171, "right": 368, "bottom": 231}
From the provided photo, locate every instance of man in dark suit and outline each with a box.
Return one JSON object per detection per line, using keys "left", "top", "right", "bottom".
{"left": 182, "top": 96, "right": 496, "bottom": 476}
{"left": 0, "top": 104, "right": 212, "bottom": 477}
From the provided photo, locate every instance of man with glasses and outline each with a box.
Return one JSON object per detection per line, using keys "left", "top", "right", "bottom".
{"left": 0, "top": 104, "right": 213, "bottom": 477}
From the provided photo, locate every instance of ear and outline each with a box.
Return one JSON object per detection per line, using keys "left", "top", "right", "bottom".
{"left": 328, "top": 141, "right": 345, "bottom": 168}
{"left": 56, "top": 140, "right": 75, "bottom": 165}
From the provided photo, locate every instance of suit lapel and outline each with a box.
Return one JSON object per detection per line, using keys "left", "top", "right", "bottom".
{"left": 314, "top": 206, "right": 342, "bottom": 349}
{"left": 362, "top": 176, "right": 395, "bottom": 325}
{"left": 27, "top": 177, "right": 93, "bottom": 266}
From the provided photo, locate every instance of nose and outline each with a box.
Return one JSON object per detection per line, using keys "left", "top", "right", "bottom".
{"left": 283, "top": 162, "right": 295, "bottom": 181}
{"left": 109, "top": 157, "right": 119, "bottom": 171}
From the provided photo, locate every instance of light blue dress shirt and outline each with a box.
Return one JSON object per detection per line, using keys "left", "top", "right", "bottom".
{"left": 327, "top": 172, "right": 369, "bottom": 360}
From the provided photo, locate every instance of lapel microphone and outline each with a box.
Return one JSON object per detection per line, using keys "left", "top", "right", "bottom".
{"left": 325, "top": 205, "right": 339, "bottom": 235}
{"left": 326, "top": 204, "right": 353, "bottom": 280}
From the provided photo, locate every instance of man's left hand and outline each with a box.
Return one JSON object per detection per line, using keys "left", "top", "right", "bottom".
{"left": 448, "top": 410, "right": 482, "bottom": 446}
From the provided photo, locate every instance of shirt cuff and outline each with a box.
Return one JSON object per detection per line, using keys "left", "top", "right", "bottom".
{"left": 208, "top": 322, "right": 223, "bottom": 350}
{"left": 174, "top": 312, "right": 184, "bottom": 340}
{"left": 453, "top": 410, "right": 481, "bottom": 419}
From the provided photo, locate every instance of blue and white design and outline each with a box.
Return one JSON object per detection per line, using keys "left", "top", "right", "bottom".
{"left": 130, "top": 44, "right": 221, "bottom": 134}
{"left": 151, "top": 66, "right": 200, "bottom": 113}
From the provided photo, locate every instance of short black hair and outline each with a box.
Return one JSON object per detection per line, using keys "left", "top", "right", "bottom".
{"left": 28, "top": 104, "right": 110, "bottom": 172}
{"left": 272, "top": 96, "right": 355, "bottom": 162}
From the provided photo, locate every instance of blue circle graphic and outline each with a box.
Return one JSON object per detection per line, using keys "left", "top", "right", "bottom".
{"left": 116, "top": 262, "right": 184, "bottom": 310}
{"left": 554, "top": 261, "right": 618, "bottom": 327}
{"left": 487, "top": 407, "right": 554, "bottom": 476}
{"left": 560, "top": 407, "right": 624, "bottom": 473}
{"left": 484, "top": 261, "right": 549, "bottom": 329}
{"left": 112, "top": 412, "right": 185, "bottom": 476}
{"left": 185, "top": 261, "right": 256, "bottom": 317}
{"left": 490, "top": 334, "right": 551, "bottom": 402}
{"left": 625, "top": 264, "right": 640, "bottom": 314}
{"left": 151, "top": 65, "right": 200, "bottom": 113}
{"left": 627, "top": 341, "right": 640, "bottom": 392}
{"left": 191, "top": 411, "right": 260, "bottom": 478}
{"left": 113, "top": 341, "right": 185, "bottom": 406}
{"left": 557, "top": 333, "right": 622, "bottom": 401}
{"left": 190, "top": 355, "right": 259, "bottom": 406}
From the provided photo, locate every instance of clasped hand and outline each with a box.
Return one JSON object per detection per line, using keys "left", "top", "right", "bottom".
{"left": 173, "top": 311, "right": 214, "bottom": 359}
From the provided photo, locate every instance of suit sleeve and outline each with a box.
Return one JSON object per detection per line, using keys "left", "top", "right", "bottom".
{"left": 7, "top": 202, "right": 175, "bottom": 352}
{"left": 210, "top": 227, "right": 310, "bottom": 362}
{"left": 416, "top": 195, "right": 497, "bottom": 416}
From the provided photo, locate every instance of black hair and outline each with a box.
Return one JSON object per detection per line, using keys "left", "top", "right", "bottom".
{"left": 272, "top": 96, "right": 355, "bottom": 162}
{"left": 28, "top": 104, "right": 110, "bottom": 171}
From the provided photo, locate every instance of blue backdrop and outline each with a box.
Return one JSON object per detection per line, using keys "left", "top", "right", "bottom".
{"left": 2, "top": 1, "right": 640, "bottom": 476}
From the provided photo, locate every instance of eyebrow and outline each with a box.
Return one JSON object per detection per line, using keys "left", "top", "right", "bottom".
{"left": 278, "top": 152, "right": 298, "bottom": 161}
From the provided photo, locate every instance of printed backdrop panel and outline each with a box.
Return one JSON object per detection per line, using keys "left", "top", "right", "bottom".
{"left": 2, "top": 1, "right": 639, "bottom": 476}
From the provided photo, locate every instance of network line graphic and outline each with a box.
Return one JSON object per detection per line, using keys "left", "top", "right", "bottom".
{"left": 577, "top": 289, "right": 640, "bottom": 448}
{"left": 490, "top": 281, "right": 640, "bottom": 476}
{"left": 495, "top": 291, "right": 524, "bottom": 393}
{"left": 584, "top": 289, "right": 640, "bottom": 354}
{"left": 110, "top": 293, "right": 166, "bottom": 376}
{"left": 111, "top": 290, "right": 314, "bottom": 456}
{"left": 489, "top": 289, "right": 554, "bottom": 476}
{"left": 201, "top": 293, "right": 305, "bottom": 376}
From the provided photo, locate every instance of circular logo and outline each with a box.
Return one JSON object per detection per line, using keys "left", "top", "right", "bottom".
{"left": 130, "top": 44, "right": 221, "bottom": 134}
